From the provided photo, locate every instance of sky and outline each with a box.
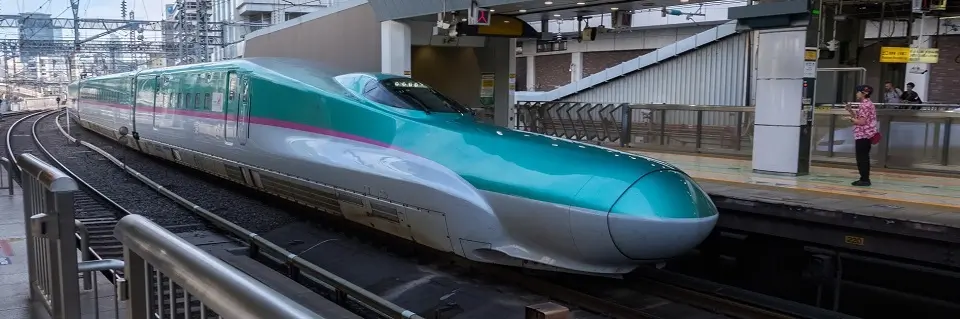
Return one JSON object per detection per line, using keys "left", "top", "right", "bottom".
{"left": 1, "top": 0, "right": 175, "bottom": 38}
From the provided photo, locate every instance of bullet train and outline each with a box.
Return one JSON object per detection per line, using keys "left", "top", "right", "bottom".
{"left": 67, "top": 58, "right": 719, "bottom": 276}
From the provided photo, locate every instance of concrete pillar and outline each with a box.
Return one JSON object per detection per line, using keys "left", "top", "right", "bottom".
{"left": 904, "top": 16, "right": 938, "bottom": 101}
{"left": 526, "top": 55, "right": 536, "bottom": 91}
{"left": 751, "top": 28, "right": 811, "bottom": 175}
{"left": 570, "top": 52, "right": 583, "bottom": 82}
{"left": 381, "top": 20, "right": 411, "bottom": 76}
{"left": 492, "top": 37, "right": 516, "bottom": 127}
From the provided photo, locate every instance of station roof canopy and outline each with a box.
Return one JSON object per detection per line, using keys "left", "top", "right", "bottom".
{"left": 367, "top": 0, "right": 713, "bottom": 22}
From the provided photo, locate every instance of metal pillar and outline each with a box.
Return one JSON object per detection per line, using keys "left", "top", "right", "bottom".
{"left": 69, "top": 0, "right": 80, "bottom": 82}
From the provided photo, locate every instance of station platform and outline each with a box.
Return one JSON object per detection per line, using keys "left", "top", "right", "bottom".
{"left": 624, "top": 150, "right": 960, "bottom": 269}
{"left": 0, "top": 183, "right": 121, "bottom": 319}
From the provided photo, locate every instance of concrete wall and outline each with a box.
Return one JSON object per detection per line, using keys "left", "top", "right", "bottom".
{"left": 410, "top": 38, "right": 512, "bottom": 111}
{"left": 244, "top": 2, "right": 382, "bottom": 73}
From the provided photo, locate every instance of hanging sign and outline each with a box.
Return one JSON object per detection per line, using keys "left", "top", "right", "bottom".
{"left": 880, "top": 47, "right": 939, "bottom": 63}
{"left": 480, "top": 73, "right": 495, "bottom": 106}
{"left": 508, "top": 73, "right": 516, "bottom": 91}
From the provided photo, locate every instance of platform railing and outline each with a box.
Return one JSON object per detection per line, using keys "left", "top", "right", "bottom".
{"left": 514, "top": 102, "right": 960, "bottom": 173}
{"left": 115, "top": 214, "right": 327, "bottom": 318}
{"left": 20, "top": 153, "right": 85, "bottom": 318}
{"left": 18, "top": 152, "right": 331, "bottom": 319}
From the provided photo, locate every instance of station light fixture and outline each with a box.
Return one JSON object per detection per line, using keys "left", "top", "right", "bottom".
{"left": 577, "top": 2, "right": 586, "bottom": 4}
{"left": 519, "top": 9, "right": 527, "bottom": 12}
{"left": 545, "top": 1, "right": 553, "bottom": 4}
{"left": 611, "top": 7, "right": 619, "bottom": 10}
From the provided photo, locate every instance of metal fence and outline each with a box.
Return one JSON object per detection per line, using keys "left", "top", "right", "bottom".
{"left": 17, "top": 152, "right": 333, "bottom": 319}
{"left": 514, "top": 102, "right": 960, "bottom": 173}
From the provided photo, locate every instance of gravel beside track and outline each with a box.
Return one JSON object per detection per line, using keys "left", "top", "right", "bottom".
{"left": 58, "top": 117, "right": 300, "bottom": 234}
{"left": 30, "top": 114, "right": 206, "bottom": 230}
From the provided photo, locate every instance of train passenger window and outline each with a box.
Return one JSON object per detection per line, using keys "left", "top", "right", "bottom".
{"left": 186, "top": 93, "right": 193, "bottom": 109}
{"left": 194, "top": 94, "right": 201, "bottom": 110}
{"left": 204, "top": 93, "right": 211, "bottom": 110}
{"left": 176, "top": 93, "right": 181, "bottom": 108}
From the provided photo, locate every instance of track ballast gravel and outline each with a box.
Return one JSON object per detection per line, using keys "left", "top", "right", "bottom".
{"left": 56, "top": 116, "right": 298, "bottom": 234}
{"left": 26, "top": 114, "right": 205, "bottom": 229}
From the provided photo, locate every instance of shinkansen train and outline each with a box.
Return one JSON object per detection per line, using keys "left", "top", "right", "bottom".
{"left": 66, "top": 58, "right": 719, "bottom": 275}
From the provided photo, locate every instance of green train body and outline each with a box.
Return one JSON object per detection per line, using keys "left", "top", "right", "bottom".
{"left": 67, "top": 57, "right": 718, "bottom": 275}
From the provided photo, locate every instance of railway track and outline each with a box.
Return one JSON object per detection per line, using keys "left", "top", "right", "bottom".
{"left": 6, "top": 110, "right": 212, "bottom": 279}
{"left": 10, "top": 109, "right": 855, "bottom": 319}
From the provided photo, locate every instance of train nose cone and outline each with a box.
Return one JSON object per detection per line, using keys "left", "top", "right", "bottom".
{"left": 607, "top": 169, "right": 718, "bottom": 260}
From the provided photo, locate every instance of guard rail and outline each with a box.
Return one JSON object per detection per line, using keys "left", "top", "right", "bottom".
{"left": 17, "top": 152, "right": 332, "bottom": 319}
{"left": 514, "top": 102, "right": 960, "bottom": 173}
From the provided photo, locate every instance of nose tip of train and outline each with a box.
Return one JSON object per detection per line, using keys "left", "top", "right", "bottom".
{"left": 607, "top": 169, "right": 719, "bottom": 260}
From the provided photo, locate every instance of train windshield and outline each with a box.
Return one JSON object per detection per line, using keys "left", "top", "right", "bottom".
{"left": 374, "top": 78, "right": 469, "bottom": 114}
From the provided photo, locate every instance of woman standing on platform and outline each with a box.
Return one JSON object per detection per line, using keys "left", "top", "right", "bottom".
{"left": 845, "top": 85, "right": 879, "bottom": 187}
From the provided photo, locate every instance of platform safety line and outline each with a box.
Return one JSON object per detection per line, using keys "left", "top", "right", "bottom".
{"left": 691, "top": 175, "right": 960, "bottom": 211}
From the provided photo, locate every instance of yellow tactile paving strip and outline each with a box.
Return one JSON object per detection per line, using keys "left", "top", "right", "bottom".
{"left": 626, "top": 151, "right": 960, "bottom": 209}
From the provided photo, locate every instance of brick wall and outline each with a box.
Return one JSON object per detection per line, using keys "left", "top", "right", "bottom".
{"left": 582, "top": 49, "right": 653, "bottom": 77}
{"left": 929, "top": 35, "right": 960, "bottom": 103}
{"left": 533, "top": 53, "right": 571, "bottom": 91}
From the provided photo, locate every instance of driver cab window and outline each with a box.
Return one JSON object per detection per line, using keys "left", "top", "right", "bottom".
{"left": 362, "top": 80, "right": 414, "bottom": 110}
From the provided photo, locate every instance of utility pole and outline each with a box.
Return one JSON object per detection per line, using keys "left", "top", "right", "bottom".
{"left": 198, "top": 0, "right": 209, "bottom": 63}
{"left": 69, "top": 0, "right": 80, "bottom": 82}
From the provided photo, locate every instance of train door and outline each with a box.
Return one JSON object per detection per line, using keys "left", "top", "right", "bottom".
{"left": 152, "top": 76, "right": 164, "bottom": 130}
{"left": 224, "top": 72, "right": 238, "bottom": 145}
{"left": 129, "top": 76, "right": 136, "bottom": 129}
{"left": 236, "top": 75, "right": 250, "bottom": 145}
{"left": 223, "top": 72, "right": 249, "bottom": 145}
{"left": 134, "top": 75, "right": 158, "bottom": 134}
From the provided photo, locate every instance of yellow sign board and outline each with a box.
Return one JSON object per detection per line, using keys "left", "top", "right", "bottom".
{"left": 880, "top": 47, "right": 939, "bottom": 64}
{"left": 804, "top": 49, "right": 818, "bottom": 61}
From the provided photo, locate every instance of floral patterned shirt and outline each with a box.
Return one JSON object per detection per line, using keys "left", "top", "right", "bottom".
{"left": 853, "top": 98, "right": 878, "bottom": 140}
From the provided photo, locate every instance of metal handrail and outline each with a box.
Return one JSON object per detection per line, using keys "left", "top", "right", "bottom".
{"left": 114, "top": 214, "right": 327, "bottom": 319}
{"left": 19, "top": 153, "right": 82, "bottom": 318}
{"left": 626, "top": 103, "right": 755, "bottom": 112}
{"left": 818, "top": 102, "right": 960, "bottom": 109}
{"left": 622, "top": 103, "right": 960, "bottom": 111}
{"left": 514, "top": 101, "right": 960, "bottom": 173}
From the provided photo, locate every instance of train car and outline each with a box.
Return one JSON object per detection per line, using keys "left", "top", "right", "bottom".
{"left": 67, "top": 58, "right": 719, "bottom": 276}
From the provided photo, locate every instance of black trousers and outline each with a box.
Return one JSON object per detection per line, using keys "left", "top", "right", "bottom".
{"left": 855, "top": 138, "right": 872, "bottom": 182}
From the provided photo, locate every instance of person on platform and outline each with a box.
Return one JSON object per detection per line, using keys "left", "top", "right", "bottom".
{"left": 900, "top": 82, "right": 923, "bottom": 109}
{"left": 883, "top": 82, "right": 903, "bottom": 106}
{"left": 845, "top": 85, "right": 878, "bottom": 187}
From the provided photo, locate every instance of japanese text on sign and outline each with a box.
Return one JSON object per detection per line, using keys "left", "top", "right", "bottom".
{"left": 879, "top": 47, "right": 939, "bottom": 64}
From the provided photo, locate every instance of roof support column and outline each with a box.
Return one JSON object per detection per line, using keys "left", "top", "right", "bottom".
{"left": 904, "top": 16, "right": 937, "bottom": 102}
{"left": 730, "top": 0, "right": 817, "bottom": 176}
{"left": 381, "top": 20, "right": 411, "bottom": 76}
{"left": 491, "top": 37, "right": 516, "bottom": 127}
